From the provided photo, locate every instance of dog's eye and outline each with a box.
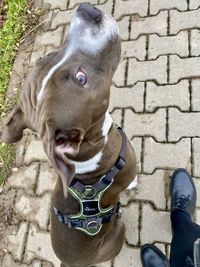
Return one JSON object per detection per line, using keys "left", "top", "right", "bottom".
{"left": 75, "top": 71, "right": 87, "bottom": 85}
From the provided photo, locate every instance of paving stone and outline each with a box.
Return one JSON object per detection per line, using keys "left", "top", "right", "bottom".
{"left": 15, "top": 135, "right": 28, "bottom": 165}
{"left": 37, "top": 163, "right": 57, "bottom": 195}
{"left": 15, "top": 193, "right": 51, "bottom": 230}
{"left": 113, "top": 59, "right": 126, "bottom": 86}
{"left": 42, "top": 0, "right": 68, "bottom": 10}
{"left": 195, "top": 208, "right": 200, "bottom": 225}
{"left": 143, "top": 138, "right": 191, "bottom": 173}
{"left": 124, "top": 108, "right": 167, "bottom": 142}
{"left": 96, "top": 0, "right": 113, "bottom": 15}
{"left": 150, "top": 0, "right": 187, "bottom": 15}
{"left": 193, "top": 178, "right": 200, "bottom": 209}
{"left": 191, "top": 80, "right": 200, "bottom": 111}
{"left": 121, "top": 36, "right": 146, "bottom": 60}
{"left": 110, "top": 83, "right": 144, "bottom": 112}
{"left": 120, "top": 187, "right": 137, "bottom": 207}
{"left": 154, "top": 243, "right": 166, "bottom": 255}
{"left": 44, "top": 45, "right": 58, "bottom": 56}
{"left": 51, "top": 9, "right": 74, "bottom": 30}
{"left": 1, "top": 254, "right": 42, "bottom": 267}
{"left": 135, "top": 170, "right": 169, "bottom": 210}
{"left": 24, "top": 139, "right": 48, "bottom": 164}
{"left": 0, "top": 254, "right": 42, "bottom": 267}
{"left": 117, "top": 16, "right": 130, "bottom": 40}
{"left": 69, "top": 0, "right": 98, "bottom": 9}
{"left": 130, "top": 11, "right": 168, "bottom": 40}
{"left": 30, "top": 49, "right": 46, "bottom": 65}
{"left": 170, "top": 9, "right": 200, "bottom": 34}
{"left": 191, "top": 29, "right": 200, "bottom": 56}
{"left": 146, "top": 80, "right": 190, "bottom": 112}
{"left": 114, "top": 0, "right": 148, "bottom": 19}
{"left": 114, "top": 244, "right": 142, "bottom": 267}
{"left": 24, "top": 225, "right": 60, "bottom": 266}
{"left": 33, "top": 26, "right": 63, "bottom": 52}
{"left": 169, "top": 55, "right": 200, "bottom": 83}
{"left": 192, "top": 138, "right": 200, "bottom": 177}
{"left": 110, "top": 109, "right": 123, "bottom": 127}
{"left": 148, "top": 31, "right": 189, "bottom": 59}
{"left": 189, "top": 0, "right": 200, "bottom": 9}
{"left": 6, "top": 223, "right": 28, "bottom": 261}
{"left": 6, "top": 163, "right": 39, "bottom": 194}
{"left": 141, "top": 204, "right": 171, "bottom": 244}
{"left": 62, "top": 24, "right": 70, "bottom": 40}
{"left": 128, "top": 56, "right": 168, "bottom": 85}
{"left": 8, "top": 45, "right": 31, "bottom": 94}
{"left": 121, "top": 203, "right": 139, "bottom": 245}
{"left": 168, "top": 108, "right": 200, "bottom": 141}
{"left": 131, "top": 137, "right": 142, "bottom": 173}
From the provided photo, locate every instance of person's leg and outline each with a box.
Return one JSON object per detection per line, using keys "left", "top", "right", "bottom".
{"left": 170, "top": 218, "right": 200, "bottom": 267}
{"left": 170, "top": 169, "right": 198, "bottom": 267}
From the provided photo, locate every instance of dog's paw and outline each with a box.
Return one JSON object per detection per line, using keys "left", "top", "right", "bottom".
{"left": 126, "top": 176, "right": 138, "bottom": 190}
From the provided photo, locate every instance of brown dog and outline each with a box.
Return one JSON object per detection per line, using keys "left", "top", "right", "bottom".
{"left": 1, "top": 3, "right": 137, "bottom": 267}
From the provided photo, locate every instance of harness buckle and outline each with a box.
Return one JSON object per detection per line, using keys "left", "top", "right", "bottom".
{"left": 83, "top": 218, "right": 102, "bottom": 230}
{"left": 115, "top": 156, "right": 125, "bottom": 170}
{"left": 83, "top": 185, "right": 96, "bottom": 199}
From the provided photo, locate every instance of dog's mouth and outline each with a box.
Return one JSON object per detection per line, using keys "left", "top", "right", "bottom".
{"left": 55, "top": 129, "right": 83, "bottom": 157}
{"left": 68, "top": 3, "right": 119, "bottom": 56}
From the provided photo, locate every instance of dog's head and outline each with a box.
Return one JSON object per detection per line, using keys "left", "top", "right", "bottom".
{"left": 1, "top": 4, "right": 121, "bottom": 194}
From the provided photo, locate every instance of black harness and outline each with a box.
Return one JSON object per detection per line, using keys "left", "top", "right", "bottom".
{"left": 54, "top": 127, "right": 127, "bottom": 236}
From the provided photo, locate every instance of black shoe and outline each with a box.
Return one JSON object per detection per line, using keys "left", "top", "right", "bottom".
{"left": 140, "top": 244, "right": 170, "bottom": 267}
{"left": 170, "top": 168, "right": 197, "bottom": 217}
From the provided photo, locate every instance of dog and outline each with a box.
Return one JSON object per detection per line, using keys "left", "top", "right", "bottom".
{"left": 1, "top": 3, "right": 137, "bottom": 267}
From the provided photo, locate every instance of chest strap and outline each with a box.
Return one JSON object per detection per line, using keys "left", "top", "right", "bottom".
{"left": 54, "top": 127, "right": 127, "bottom": 236}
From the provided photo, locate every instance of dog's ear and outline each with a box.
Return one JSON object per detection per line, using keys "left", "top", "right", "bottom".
{"left": 1, "top": 105, "right": 27, "bottom": 144}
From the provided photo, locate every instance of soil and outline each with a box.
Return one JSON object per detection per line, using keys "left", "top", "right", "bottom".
{"left": 0, "top": 190, "right": 22, "bottom": 258}
{"left": 0, "top": 0, "right": 7, "bottom": 29}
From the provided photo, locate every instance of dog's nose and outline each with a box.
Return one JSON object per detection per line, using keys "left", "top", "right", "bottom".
{"left": 77, "top": 3, "right": 102, "bottom": 23}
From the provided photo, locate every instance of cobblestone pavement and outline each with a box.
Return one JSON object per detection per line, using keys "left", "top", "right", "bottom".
{"left": 2, "top": 0, "right": 200, "bottom": 266}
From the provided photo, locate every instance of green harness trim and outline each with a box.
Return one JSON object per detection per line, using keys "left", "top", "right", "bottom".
{"left": 68, "top": 176, "right": 115, "bottom": 235}
{"left": 54, "top": 127, "right": 127, "bottom": 236}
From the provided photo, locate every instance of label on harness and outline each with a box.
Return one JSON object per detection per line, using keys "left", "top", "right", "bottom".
{"left": 82, "top": 200, "right": 100, "bottom": 216}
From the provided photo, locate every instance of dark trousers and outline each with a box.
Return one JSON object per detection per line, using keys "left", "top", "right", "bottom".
{"left": 170, "top": 210, "right": 200, "bottom": 267}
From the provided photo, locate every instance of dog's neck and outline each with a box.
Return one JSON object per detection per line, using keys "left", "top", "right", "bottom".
{"left": 71, "top": 112, "right": 114, "bottom": 176}
{"left": 58, "top": 111, "right": 121, "bottom": 184}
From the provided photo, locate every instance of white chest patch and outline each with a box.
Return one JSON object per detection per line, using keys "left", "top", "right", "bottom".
{"left": 72, "top": 150, "right": 103, "bottom": 174}
{"left": 102, "top": 112, "right": 113, "bottom": 144}
{"left": 71, "top": 113, "right": 113, "bottom": 175}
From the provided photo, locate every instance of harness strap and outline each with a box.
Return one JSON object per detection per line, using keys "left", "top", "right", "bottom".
{"left": 54, "top": 202, "right": 121, "bottom": 229}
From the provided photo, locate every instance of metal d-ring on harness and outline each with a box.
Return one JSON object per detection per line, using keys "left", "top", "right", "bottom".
{"left": 54, "top": 127, "right": 127, "bottom": 236}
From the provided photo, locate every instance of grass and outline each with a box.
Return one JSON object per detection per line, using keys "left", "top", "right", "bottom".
{"left": 0, "top": 0, "right": 28, "bottom": 185}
